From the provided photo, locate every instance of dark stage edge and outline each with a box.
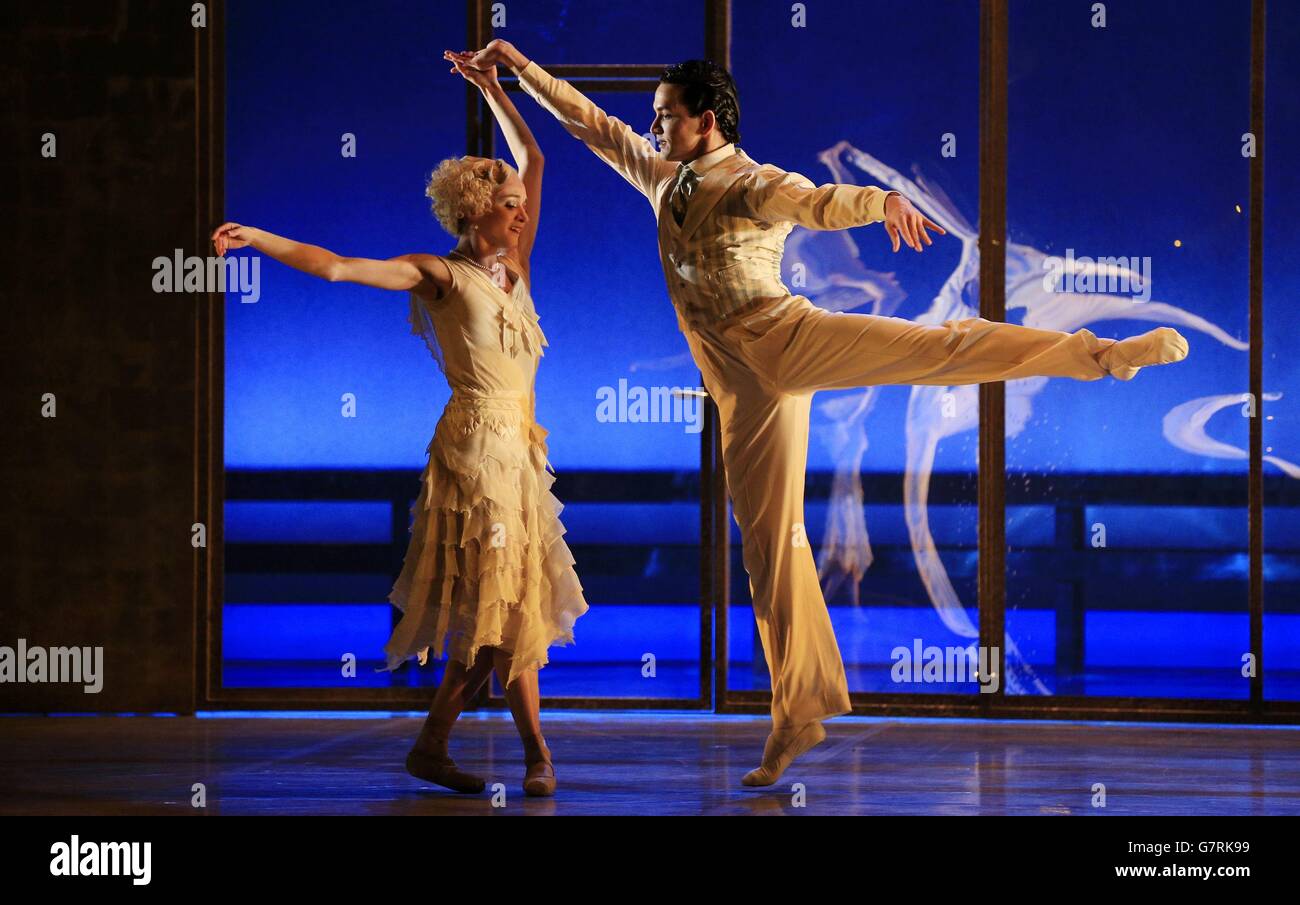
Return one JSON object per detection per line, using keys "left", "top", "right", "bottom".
{"left": 3, "top": 712, "right": 1298, "bottom": 816}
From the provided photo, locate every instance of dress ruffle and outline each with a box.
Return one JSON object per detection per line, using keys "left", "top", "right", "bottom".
{"left": 381, "top": 393, "right": 587, "bottom": 688}
{"left": 499, "top": 291, "right": 548, "bottom": 360}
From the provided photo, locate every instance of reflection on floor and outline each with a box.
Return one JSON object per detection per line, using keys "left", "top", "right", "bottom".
{"left": 4, "top": 711, "right": 1298, "bottom": 815}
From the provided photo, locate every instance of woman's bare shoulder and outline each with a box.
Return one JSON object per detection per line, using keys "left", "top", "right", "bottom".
{"left": 408, "top": 253, "right": 454, "bottom": 303}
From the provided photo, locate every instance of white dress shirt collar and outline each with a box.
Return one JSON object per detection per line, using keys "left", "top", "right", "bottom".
{"left": 683, "top": 142, "right": 737, "bottom": 176}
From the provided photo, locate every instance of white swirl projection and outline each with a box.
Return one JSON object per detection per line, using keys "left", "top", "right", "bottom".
{"left": 1163, "top": 393, "right": 1300, "bottom": 479}
{"left": 802, "top": 141, "right": 1289, "bottom": 695}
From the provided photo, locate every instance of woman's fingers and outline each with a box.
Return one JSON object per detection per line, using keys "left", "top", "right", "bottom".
{"left": 887, "top": 222, "right": 901, "bottom": 253}
{"left": 212, "top": 222, "right": 234, "bottom": 255}
{"left": 444, "top": 49, "right": 477, "bottom": 69}
{"left": 211, "top": 222, "right": 247, "bottom": 255}
{"left": 446, "top": 49, "right": 488, "bottom": 78}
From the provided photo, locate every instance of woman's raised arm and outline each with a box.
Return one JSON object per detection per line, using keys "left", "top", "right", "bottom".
{"left": 446, "top": 49, "right": 544, "bottom": 268}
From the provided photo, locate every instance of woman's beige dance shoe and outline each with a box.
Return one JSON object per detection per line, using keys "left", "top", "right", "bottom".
{"left": 1098, "top": 326, "right": 1189, "bottom": 381}
{"left": 741, "top": 720, "right": 827, "bottom": 787}
{"left": 520, "top": 735, "right": 557, "bottom": 796}
{"left": 405, "top": 748, "right": 486, "bottom": 794}
{"left": 523, "top": 754, "right": 557, "bottom": 797}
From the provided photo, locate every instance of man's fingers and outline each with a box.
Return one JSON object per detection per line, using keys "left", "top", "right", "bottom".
{"left": 922, "top": 217, "right": 946, "bottom": 236}
{"left": 903, "top": 218, "right": 919, "bottom": 251}
{"left": 887, "top": 223, "right": 901, "bottom": 253}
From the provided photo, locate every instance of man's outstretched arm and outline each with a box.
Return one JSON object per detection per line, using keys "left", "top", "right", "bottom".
{"left": 462, "top": 40, "right": 675, "bottom": 203}
{"left": 741, "top": 165, "right": 945, "bottom": 252}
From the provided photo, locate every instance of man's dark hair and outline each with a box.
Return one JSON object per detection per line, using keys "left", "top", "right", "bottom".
{"left": 659, "top": 59, "right": 741, "bottom": 145}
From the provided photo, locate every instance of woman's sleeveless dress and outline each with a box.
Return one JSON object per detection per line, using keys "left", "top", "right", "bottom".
{"left": 380, "top": 253, "right": 588, "bottom": 688}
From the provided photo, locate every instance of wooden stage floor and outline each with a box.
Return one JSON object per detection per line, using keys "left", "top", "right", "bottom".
{"left": 3, "top": 711, "right": 1298, "bottom": 815}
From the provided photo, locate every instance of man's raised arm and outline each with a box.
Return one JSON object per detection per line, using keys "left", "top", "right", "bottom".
{"left": 463, "top": 40, "right": 675, "bottom": 202}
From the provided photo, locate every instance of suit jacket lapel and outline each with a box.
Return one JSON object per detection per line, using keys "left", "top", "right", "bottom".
{"left": 676, "top": 149, "right": 753, "bottom": 242}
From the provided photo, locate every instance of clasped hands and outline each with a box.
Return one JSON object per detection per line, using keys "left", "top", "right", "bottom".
{"left": 444, "top": 37, "right": 524, "bottom": 82}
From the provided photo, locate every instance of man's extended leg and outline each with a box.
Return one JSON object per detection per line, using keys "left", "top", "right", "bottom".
{"left": 753, "top": 306, "right": 1187, "bottom": 393}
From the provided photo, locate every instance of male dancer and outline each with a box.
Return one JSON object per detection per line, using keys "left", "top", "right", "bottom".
{"left": 453, "top": 40, "right": 1189, "bottom": 786}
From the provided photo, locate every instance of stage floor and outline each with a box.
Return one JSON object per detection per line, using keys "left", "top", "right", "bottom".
{"left": 3, "top": 711, "right": 1298, "bottom": 816}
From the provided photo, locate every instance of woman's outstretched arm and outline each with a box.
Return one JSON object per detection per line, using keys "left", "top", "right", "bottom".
{"left": 211, "top": 222, "right": 450, "bottom": 295}
{"left": 446, "top": 51, "right": 543, "bottom": 269}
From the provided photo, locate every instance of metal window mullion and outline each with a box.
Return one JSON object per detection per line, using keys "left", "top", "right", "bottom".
{"left": 978, "top": 0, "right": 1008, "bottom": 703}
{"left": 1249, "top": 0, "right": 1266, "bottom": 708}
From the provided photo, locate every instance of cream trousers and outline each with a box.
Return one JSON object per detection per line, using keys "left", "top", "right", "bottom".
{"left": 681, "top": 299, "right": 1118, "bottom": 728}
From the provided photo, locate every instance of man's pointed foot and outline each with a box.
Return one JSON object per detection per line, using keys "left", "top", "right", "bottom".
{"left": 741, "top": 720, "right": 827, "bottom": 787}
{"left": 1099, "top": 327, "right": 1189, "bottom": 381}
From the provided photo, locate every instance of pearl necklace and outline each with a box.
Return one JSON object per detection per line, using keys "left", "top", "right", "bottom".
{"left": 450, "top": 249, "right": 514, "bottom": 291}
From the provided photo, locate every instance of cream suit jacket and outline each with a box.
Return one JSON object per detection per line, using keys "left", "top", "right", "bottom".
{"left": 513, "top": 60, "right": 897, "bottom": 332}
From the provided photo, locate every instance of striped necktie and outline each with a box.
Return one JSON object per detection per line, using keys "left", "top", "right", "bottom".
{"left": 671, "top": 163, "right": 699, "bottom": 226}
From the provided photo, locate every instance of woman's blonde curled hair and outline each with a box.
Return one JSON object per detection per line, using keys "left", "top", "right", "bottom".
{"left": 424, "top": 156, "right": 514, "bottom": 237}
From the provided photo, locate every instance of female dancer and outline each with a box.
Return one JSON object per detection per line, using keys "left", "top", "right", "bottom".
{"left": 212, "top": 51, "right": 588, "bottom": 797}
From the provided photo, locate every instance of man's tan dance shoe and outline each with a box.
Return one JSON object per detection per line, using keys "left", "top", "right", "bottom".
{"left": 741, "top": 720, "right": 827, "bottom": 787}
{"left": 1098, "top": 326, "right": 1189, "bottom": 381}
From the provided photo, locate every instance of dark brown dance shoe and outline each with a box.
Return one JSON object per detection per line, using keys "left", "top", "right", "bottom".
{"left": 405, "top": 748, "right": 486, "bottom": 794}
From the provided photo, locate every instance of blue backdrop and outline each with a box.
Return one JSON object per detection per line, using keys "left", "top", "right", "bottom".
{"left": 222, "top": 0, "right": 1299, "bottom": 699}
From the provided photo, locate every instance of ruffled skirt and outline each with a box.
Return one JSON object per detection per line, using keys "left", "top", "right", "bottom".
{"left": 381, "top": 393, "right": 588, "bottom": 688}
